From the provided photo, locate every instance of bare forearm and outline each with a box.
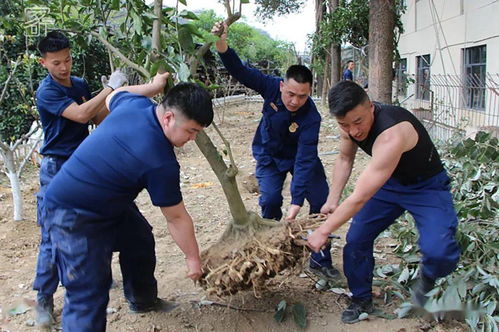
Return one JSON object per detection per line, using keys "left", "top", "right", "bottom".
{"left": 113, "top": 82, "right": 163, "bottom": 98}
{"left": 319, "top": 194, "right": 365, "bottom": 234}
{"left": 326, "top": 157, "right": 354, "bottom": 205}
{"left": 166, "top": 216, "right": 200, "bottom": 260}
{"left": 75, "top": 87, "right": 112, "bottom": 122}
{"left": 91, "top": 103, "right": 109, "bottom": 125}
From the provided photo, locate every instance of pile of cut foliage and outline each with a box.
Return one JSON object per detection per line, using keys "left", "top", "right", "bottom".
{"left": 375, "top": 132, "right": 498, "bottom": 331}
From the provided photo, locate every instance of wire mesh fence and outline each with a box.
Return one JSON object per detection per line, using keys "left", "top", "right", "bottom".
{"left": 398, "top": 73, "right": 499, "bottom": 142}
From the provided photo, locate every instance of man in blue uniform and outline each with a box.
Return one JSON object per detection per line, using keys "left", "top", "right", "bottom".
{"left": 342, "top": 60, "right": 355, "bottom": 81}
{"left": 212, "top": 22, "right": 338, "bottom": 279}
{"left": 42, "top": 74, "right": 213, "bottom": 331}
{"left": 34, "top": 31, "right": 129, "bottom": 326}
{"left": 308, "top": 81, "right": 460, "bottom": 324}
{"left": 34, "top": 31, "right": 162, "bottom": 327}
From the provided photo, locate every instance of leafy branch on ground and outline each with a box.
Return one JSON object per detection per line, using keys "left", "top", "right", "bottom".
{"left": 373, "top": 131, "right": 498, "bottom": 331}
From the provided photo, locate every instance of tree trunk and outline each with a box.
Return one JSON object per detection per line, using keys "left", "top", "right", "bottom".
{"left": 194, "top": 131, "right": 250, "bottom": 226}
{"left": 368, "top": 0, "right": 395, "bottom": 103}
{"left": 2, "top": 150, "right": 23, "bottom": 221}
{"left": 321, "top": 51, "right": 330, "bottom": 106}
{"left": 151, "top": 0, "right": 162, "bottom": 52}
{"left": 313, "top": 0, "right": 326, "bottom": 97}
{"left": 329, "top": 0, "right": 341, "bottom": 88}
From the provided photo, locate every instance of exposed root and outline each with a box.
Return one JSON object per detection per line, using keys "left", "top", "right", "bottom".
{"left": 199, "top": 214, "right": 328, "bottom": 297}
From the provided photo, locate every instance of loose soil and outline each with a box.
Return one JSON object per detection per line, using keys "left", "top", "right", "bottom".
{"left": 0, "top": 101, "right": 467, "bottom": 331}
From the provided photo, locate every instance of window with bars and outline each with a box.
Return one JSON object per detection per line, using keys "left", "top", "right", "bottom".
{"left": 396, "top": 58, "right": 408, "bottom": 97}
{"left": 416, "top": 54, "right": 430, "bottom": 101}
{"left": 463, "top": 45, "right": 486, "bottom": 110}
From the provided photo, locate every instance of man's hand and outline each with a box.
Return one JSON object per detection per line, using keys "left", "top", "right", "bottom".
{"left": 320, "top": 201, "right": 339, "bottom": 214}
{"left": 102, "top": 69, "right": 128, "bottom": 90}
{"left": 285, "top": 204, "right": 301, "bottom": 221}
{"left": 211, "top": 21, "right": 228, "bottom": 53}
{"left": 185, "top": 256, "right": 203, "bottom": 281}
{"left": 307, "top": 228, "right": 329, "bottom": 253}
{"left": 151, "top": 72, "right": 170, "bottom": 90}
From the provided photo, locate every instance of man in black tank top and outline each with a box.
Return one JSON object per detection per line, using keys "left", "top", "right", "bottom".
{"left": 307, "top": 81, "right": 460, "bottom": 324}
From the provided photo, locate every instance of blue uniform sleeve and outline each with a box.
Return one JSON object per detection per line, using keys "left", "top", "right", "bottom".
{"left": 219, "top": 48, "right": 275, "bottom": 99}
{"left": 36, "top": 85, "right": 76, "bottom": 117}
{"left": 290, "top": 119, "right": 321, "bottom": 206}
{"left": 144, "top": 163, "right": 183, "bottom": 207}
{"left": 109, "top": 91, "right": 153, "bottom": 113}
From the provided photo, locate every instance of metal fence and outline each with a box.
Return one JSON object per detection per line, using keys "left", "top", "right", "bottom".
{"left": 397, "top": 73, "right": 499, "bottom": 142}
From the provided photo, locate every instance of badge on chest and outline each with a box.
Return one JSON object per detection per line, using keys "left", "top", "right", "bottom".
{"left": 289, "top": 122, "right": 299, "bottom": 133}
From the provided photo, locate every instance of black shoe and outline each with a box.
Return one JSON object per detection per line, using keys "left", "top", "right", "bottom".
{"left": 411, "top": 274, "right": 435, "bottom": 308}
{"left": 129, "top": 298, "right": 179, "bottom": 313}
{"left": 308, "top": 265, "right": 341, "bottom": 281}
{"left": 35, "top": 297, "right": 54, "bottom": 327}
{"left": 341, "top": 298, "right": 374, "bottom": 324}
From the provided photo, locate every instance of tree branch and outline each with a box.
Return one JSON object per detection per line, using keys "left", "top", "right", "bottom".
{"left": 0, "top": 139, "right": 9, "bottom": 153}
{"left": 90, "top": 31, "right": 150, "bottom": 78}
{"left": 11, "top": 122, "right": 40, "bottom": 151}
{"left": 211, "top": 122, "right": 238, "bottom": 177}
{"left": 0, "top": 57, "right": 20, "bottom": 105}
{"left": 17, "top": 130, "right": 42, "bottom": 178}
{"left": 190, "top": 0, "right": 242, "bottom": 76}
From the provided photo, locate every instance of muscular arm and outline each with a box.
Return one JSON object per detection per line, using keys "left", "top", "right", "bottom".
{"left": 321, "top": 129, "right": 358, "bottom": 212}
{"left": 105, "top": 72, "right": 169, "bottom": 110}
{"left": 61, "top": 87, "right": 113, "bottom": 124}
{"left": 308, "top": 122, "right": 418, "bottom": 250}
{"left": 160, "top": 201, "right": 202, "bottom": 280}
{"left": 91, "top": 103, "right": 110, "bottom": 125}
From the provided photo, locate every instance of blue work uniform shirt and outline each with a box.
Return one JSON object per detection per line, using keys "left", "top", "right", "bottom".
{"left": 44, "top": 91, "right": 182, "bottom": 223}
{"left": 219, "top": 48, "right": 322, "bottom": 206}
{"left": 342, "top": 69, "right": 353, "bottom": 81}
{"left": 36, "top": 74, "right": 92, "bottom": 158}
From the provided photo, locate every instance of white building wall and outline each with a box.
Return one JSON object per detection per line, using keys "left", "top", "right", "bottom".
{"left": 399, "top": 0, "right": 499, "bottom": 75}
{"left": 397, "top": 0, "right": 499, "bottom": 136}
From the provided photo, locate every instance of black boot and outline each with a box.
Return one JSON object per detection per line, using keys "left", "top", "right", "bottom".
{"left": 411, "top": 273, "right": 435, "bottom": 308}
{"left": 129, "top": 298, "right": 179, "bottom": 313}
{"left": 35, "top": 296, "right": 54, "bottom": 327}
{"left": 341, "top": 298, "right": 374, "bottom": 324}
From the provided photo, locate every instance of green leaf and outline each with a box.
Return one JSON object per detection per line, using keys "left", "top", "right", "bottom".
{"left": 241, "top": 0, "right": 250, "bottom": 3}
{"left": 273, "top": 300, "right": 286, "bottom": 323}
{"left": 178, "top": 27, "right": 194, "bottom": 52}
{"left": 179, "top": 10, "right": 199, "bottom": 20}
{"left": 178, "top": 0, "right": 187, "bottom": 5}
{"left": 177, "top": 63, "right": 190, "bottom": 82}
{"left": 131, "top": 11, "right": 143, "bottom": 33}
{"left": 111, "top": 0, "right": 120, "bottom": 10}
{"left": 292, "top": 303, "right": 307, "bottom": 328}
{"left": 397, "top": 267, "right": 410, "bottom": 284}
{"left": 141, "top": 36, "right": 152, "bottom": 50}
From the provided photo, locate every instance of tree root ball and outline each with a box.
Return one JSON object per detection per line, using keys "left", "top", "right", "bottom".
{"left": 199, "top": 215, "right": 327, "bottom": 297}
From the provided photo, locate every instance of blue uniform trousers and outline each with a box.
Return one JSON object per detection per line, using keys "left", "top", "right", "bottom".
{"left": 343, "top": 171, "right": 460, "bottom": 300}
{"left": 33, "top": 156, "right": 68, "bottom": 305}
{"left": 256, "top": 159, "right": 332, "bottom": 268}
{"left": 34, "top": 157, "right": 158, "bottom": 312}
{"left": 46, "top": 205, "right": 158, "bottom": 332}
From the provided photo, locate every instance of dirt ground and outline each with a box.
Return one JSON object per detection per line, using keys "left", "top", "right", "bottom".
{"left": 0, "top": 101, "right": 467, "bottom": 331}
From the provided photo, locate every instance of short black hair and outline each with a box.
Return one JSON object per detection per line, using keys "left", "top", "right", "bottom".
{"left": 38, "top": 31, "right": 70, "bottom": 56}
{"left": 285, "top": 65, "right": 312, "bottom": 85}
{"left": 161, "top": 82, "right": 213, "bottom": 127}
{"left": 346, "top": 60, "right": 354, "bottom": 65}
{"left": 328, "top": 81, "right": 369, "bottom": 117}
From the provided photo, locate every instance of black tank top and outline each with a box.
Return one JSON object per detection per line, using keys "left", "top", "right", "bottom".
{"left": 351, "top": 103, "right": 443, "bottom": 185}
